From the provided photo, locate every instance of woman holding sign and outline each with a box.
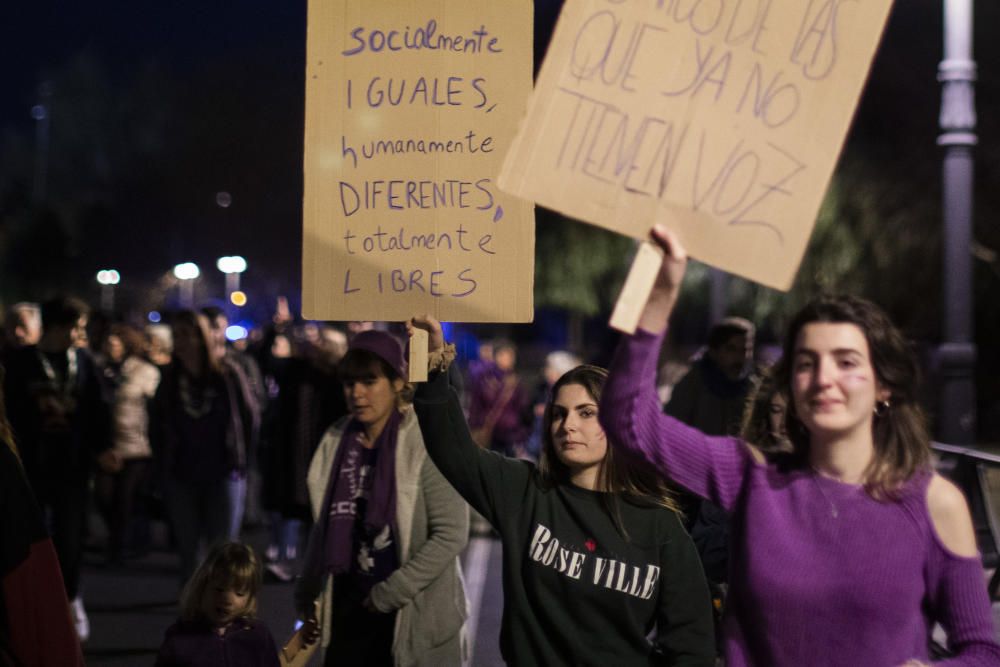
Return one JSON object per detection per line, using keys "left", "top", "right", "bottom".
{"left": 408, "top": 315, "right": 714, "bottom": 666}
{"left": 294, "top": 330, "right": 469, "bottom": 667}
{"left": 600, "top": 226, "right": 1000, "bottom": 666}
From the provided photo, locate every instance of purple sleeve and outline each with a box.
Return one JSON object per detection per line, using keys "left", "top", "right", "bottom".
{"left": 600, "top": 328, "right": 753, "bottom": 512}
{"left": 927, "top": 545, "right": 1000, "bottom": 666}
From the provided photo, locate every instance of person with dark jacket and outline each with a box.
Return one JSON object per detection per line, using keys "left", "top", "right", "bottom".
{"left": 407, "top": 316, "right": 714, "bottom": 667}
{"left": 0, "top": 373, "right": 85, "bottom": 665}
{"left": 152, "top": 311, "right": 256, "bottom": 585}
{"left": 156, "top": 542, "right": 279, "bottom": 667}
{"left": 1, "top": 296, "right": 110, "bottom": 640}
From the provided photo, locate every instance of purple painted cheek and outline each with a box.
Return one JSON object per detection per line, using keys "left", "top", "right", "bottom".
{"left": 840, "top": 371, "right": 873, "bottom": 389}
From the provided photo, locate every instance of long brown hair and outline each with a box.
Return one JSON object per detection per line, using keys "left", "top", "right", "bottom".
{"left": 339, "top": 348, "right": 414, "bottom": 406}
{"left": 771, "top": 295, "right": 931, "bottom": 499}
{"left": 170, "top": 310, "right": 221, "bottom": 378}
{"left": 538, "top": 365, "right": 679, "bottom": 538}
{"left": 179, "top": 542, "right": 261, "bottom": 623}
{"left": 739, "top": 368, "right": 793, "bottom": 459}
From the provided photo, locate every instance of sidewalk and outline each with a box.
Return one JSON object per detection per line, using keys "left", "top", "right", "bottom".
{"left": 80, "top": 527, "right": 506, "bottom": 667}
{"left": 78, "top": 524, "right": 1000, "bottom": 666}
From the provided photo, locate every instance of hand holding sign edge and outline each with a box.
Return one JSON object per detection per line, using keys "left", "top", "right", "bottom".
{"left": 638, "top": 224, "right": 688, "bottom": 335}
{"left": 407, "top": 315, "right": 445, "bottom": 354}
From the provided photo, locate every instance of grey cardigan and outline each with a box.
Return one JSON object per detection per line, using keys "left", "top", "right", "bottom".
{"left": 298, "top": 407, "right": 469, "bottom": 666}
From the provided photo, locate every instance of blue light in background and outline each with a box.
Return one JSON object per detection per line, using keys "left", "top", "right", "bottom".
{"left": 225, "top": 324, "right": 248, "bottom": 341}
{"left": 148, "top": 311, "right": 161, "bottom": 323}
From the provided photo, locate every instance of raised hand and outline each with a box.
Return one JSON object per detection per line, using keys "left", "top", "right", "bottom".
{"left": 637, "top": 224, "right": 689, "bottom": 334}
{"left": 649, "top": 224, "right": 688, "bottom": 295}
{"left": 407, "top": 315, "right": 445, "bottom": 353}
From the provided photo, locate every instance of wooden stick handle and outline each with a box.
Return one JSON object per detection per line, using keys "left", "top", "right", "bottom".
{"left": 408, "top": 327, "right": 429, "bottom": 382}
{"left": 609, "top": 241, "right": 664, "bottom": 335}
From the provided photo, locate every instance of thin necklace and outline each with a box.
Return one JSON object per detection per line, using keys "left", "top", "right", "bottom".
{"left": 810, "top": 467, "right": 840, "bottom": 519}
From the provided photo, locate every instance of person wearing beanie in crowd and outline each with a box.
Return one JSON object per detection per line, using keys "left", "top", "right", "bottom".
{"left": 295, "top": 329, "right": 469, "bottom": 666}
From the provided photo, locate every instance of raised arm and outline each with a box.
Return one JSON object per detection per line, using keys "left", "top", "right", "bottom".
{"left": 599, "top": 227, "right": 753, "bottom": 510}
{"left": 408, "top": 316, "right": 534, "bottom": 528}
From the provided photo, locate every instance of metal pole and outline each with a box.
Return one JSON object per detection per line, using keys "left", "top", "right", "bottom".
{"left": 101, "top": 285, "right": 114, "bottom": 313}
{"left": 181, "top": 280, "right": 194, "bottom": 309}
{"left": 937, "top": 0, "right": 977, "bottom": 443}
{"left": 225, "top": 272, "right": 238, "bottom": 320}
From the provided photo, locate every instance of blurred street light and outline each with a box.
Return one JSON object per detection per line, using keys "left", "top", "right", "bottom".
{"left": 230, "top": 290, "right": 248, "bottom": 307}
{"left": 217, "top": 256, "right": 247, "bottom": 316}
{"left": 96, "top": 269, "right": 120, "bottom": 312}
{"left": 173, "top": 262, "right": 200, "bottom": 308}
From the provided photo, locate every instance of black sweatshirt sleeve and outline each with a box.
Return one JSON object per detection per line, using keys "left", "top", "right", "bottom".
{"left": 653, "top": 512, "right": 715, "bottom": 666}
{"left": 413, "top": 368, "right": 533, "bottom": 529}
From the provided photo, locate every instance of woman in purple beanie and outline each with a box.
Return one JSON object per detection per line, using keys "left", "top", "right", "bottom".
{"left": 294, "top": 329, "right": 468, "bottom": 667}
{"left": 599, "top": 226, "right": 1000, "bottom": 667}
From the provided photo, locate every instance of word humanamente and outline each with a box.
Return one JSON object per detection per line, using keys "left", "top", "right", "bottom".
{"left": 341, "top": 130, "right": 493, "bottom": 167}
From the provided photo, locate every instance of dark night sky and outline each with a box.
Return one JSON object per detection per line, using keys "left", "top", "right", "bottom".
{"left": 0, "top": 1, "right": 568, "bottom": 313}
{"left": 1, "top": 1, "right": 997, "bottom": 320}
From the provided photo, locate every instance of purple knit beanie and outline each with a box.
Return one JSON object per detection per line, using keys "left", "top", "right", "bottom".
{"left": 348, "top": 330, "right": 406, "bottom": 379}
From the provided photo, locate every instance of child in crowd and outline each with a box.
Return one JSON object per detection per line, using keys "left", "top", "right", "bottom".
{"left": 156, "top": 542, "right": 279, "bottom": 667}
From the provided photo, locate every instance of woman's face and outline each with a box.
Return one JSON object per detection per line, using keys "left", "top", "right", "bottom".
{"left": 549, "top": 383, "right": 607, "bottom": 473}
{"left": 172, "top": 321, "right": 201, "bottom": 358}
{"left": 104, "top": 334, "right": 125, "bottom": 363}
{"left": 202, "top": 580, "right": 251, "bottom": 628}
{"left": 790, "top": 322, "right": 888, "bottom": 443}
{"left": 344, "top": 367, "right": 402, "bottom": 432}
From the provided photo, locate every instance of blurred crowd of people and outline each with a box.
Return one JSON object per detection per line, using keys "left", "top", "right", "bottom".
{"left": 0, "top": 295, "right": 584, "bottom": 652}
{"left": 0, "top": 297, "right": 362, "bottom": 644}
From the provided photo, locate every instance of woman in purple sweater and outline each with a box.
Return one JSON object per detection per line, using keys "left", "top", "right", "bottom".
{"left": 600, "top": 225, "right": 1000, "bottom": 667}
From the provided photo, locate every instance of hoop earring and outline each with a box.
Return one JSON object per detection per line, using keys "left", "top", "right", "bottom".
{"left": 873, "top": 400, "right": 891, "bottom": 417}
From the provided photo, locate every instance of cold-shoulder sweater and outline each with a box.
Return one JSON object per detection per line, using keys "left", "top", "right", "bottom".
{"left": 600, "top": 328, "right": 1000, "bottom": 667}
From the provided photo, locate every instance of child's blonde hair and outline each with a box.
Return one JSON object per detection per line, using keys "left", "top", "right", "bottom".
{"left": 179, "top": 542, "right": 262, "bottom": 623}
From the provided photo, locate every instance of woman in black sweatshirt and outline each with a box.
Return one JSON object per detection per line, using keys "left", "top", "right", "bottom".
{"left": 408, "top": 316, "right": 713, "bottom": 667}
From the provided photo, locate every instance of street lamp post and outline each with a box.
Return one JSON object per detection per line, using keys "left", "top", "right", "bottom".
{"left": 96, "top": 269, "right": 120, "bottom": 313}
{"left": 216, "top": 256, "right": 247, "bottom": 317}
{"left": 937, "top": 0, "right": 977, "bottom": 444}
{"left": 173, "top": 262, "right": 200, "bottom": 309}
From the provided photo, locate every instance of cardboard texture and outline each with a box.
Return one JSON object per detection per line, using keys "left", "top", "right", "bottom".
{"left": 499, "top": 0, "right": 894, "bottom": 291}
{"left": 303, "top": 0, "right": 535, "bottom": 321}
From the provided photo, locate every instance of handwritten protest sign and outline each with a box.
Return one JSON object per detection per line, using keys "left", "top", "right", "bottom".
{"left": 303, "top": 0, "right": 534, "bottom": 321}
{"left": 499, "top": 0, "right": 894, "bottom": 291}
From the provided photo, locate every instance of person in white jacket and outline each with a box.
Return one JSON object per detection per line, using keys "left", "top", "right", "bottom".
{"left": 295, "top": 329, "right": 468, "bottom": 667}
{"left": 95, "top": 323, "right": 160, "bottom": 564}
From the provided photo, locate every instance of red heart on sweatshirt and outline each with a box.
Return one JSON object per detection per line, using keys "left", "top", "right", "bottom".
{"left": 584, "top": 539, "right": 596, "bottom": 552}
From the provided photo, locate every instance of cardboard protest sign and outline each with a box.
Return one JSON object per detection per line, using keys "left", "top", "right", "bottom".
{"left": 303, "top": 0, "right": 534, "bottom": 321}
{"left": 499, "top": 0, "right": 894, "bottom": 291}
